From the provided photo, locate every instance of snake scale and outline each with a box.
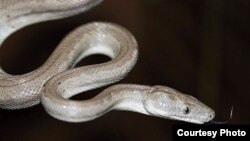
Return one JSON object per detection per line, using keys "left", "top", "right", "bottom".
{"left": 0, "top": 0, "right": 215, "bottom": 124}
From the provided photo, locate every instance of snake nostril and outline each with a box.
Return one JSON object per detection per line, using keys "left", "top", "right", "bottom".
{"left": 209, "top": 114, "right": 213, "bottom": 118}
{"left": 183, "top": 107, "right": 190, "bottom": 114}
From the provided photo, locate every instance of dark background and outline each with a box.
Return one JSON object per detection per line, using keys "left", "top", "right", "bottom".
{"left": 0, "top": 0, "right": 250, "bottom": 141}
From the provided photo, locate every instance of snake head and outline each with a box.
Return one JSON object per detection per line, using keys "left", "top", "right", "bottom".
{"left": 144, "top": 86, "right": 215, "bottom": 124}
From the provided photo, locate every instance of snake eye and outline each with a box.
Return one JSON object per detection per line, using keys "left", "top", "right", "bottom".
{"left": 184, "top": 107, "right": 190, "bottom": 114}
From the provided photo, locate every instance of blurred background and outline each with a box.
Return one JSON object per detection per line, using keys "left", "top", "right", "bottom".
{"left": 0, "top": 0, "right": 250, "bottom": 140}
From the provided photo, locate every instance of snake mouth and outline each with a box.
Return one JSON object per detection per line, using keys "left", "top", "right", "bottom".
{"left": 166, "top": 115, "right": 207, "bottom": 124}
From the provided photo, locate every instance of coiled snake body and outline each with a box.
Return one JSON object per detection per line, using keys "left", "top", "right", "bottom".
{"left": 0, "top": 0, "right": 215, "bottom": 124}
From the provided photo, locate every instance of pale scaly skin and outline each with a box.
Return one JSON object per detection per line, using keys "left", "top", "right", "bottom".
{"left": 0, "top": 0, "right": 103, "bottom": 109}
{"left": 0, "top": 0, "right": 215, "bottom": 124}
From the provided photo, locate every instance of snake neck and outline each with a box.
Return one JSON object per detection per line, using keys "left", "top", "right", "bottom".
{"left": 96, "top": 84, "right": 152, "bottom": 115}
{"left": 41, "top": 84, "right": 152, "bottom": 122}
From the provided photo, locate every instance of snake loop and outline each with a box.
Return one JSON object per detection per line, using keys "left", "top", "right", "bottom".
{"left": 0, "top": 0, "right": 214, "bottom": 124}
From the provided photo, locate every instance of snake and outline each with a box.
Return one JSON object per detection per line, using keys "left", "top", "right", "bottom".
{"left": 0, "top": 0, "right": 215, "bottom": 124}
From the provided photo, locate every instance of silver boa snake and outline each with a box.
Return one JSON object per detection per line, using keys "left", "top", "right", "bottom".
{"left": 0, "top": 0, "right": 215, "bottom": 124}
